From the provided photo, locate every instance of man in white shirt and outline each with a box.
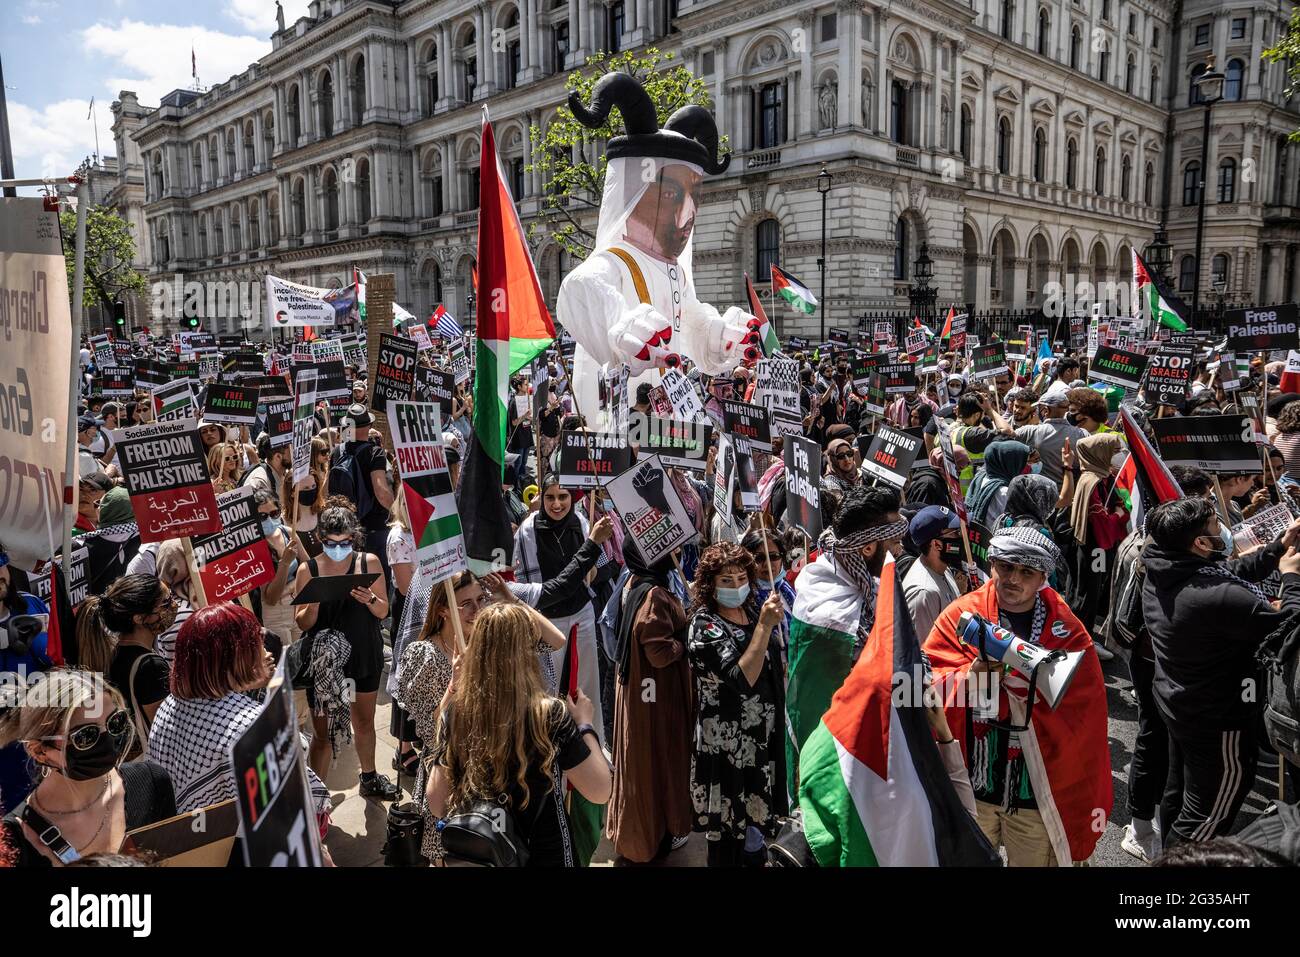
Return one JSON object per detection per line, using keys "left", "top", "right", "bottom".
{"left": 1014, "top": 380, "right": 1085, "bottom": 487}
{"left": 902, "top": 505, "right": 964, "bottom": 643}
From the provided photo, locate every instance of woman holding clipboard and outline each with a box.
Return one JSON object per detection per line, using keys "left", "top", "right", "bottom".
{"left": 293, "top": 497, "right": 397, "bottom": 801}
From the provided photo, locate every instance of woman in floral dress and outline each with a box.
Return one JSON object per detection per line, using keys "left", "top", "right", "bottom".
{"left": 687, "top": 541, "right": 789, "bottom": 867}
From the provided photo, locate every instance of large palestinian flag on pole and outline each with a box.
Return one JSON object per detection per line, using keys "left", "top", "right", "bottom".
{"left": 771, "top": 264, "right": 818, "bottom": 315}
{"left": 1132, "top": 249, "right": 1188, "bottom": 332}
{"left": 460, "top": 109, "right": 555, "bottom": 574}
{"left": 744, "top": 272, "right": 780, "bottom": 356}
{"left": 798, "top": 558, "right": 999, "bottom": 866}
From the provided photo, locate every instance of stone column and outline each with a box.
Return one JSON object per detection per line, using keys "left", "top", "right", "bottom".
{"left": 439, "top": 23, "right": 453, "bottom": 109}
{"left": 1248, "top": 12, "right": 1265, "bottom": 95}
{"left": 798, "top": 12, "right": 814, "bottom": 138}
{"left": 836, "top": 0, "right": 856, "bottom": 129}
{"left": 1053, "top": 93, "right": 1065, "bottom": 187}
{"left": 442, "top": 139, "right": 454, "bottom": 212}
{"left": 978, "top": 64, "right": 992, "bottom": 171}
{"left": 875, "top": 12, "right": 888, "bottom": 134}
{"left": 1268, "top": 244, "right": 1286, "bottom": 302}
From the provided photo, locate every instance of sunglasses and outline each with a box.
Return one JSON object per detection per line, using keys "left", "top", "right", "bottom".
{"left": 260, "top": 509, "right": 282, "bottom": 521}
{"left": 42, "top": 710, "right": 131, "bottom": 752}
{"left": 833, "top": 451, "right": 855, "bottom": 462}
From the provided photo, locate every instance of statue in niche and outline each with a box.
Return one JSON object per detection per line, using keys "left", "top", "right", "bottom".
{"left": 819, "top": 80, "right": 838, "bottom": 130}
{"left": 941, "top": 105, "right": 951, "bottom": 151}
{"left": 862, "top": 77, "right": 873, "bottom": 127}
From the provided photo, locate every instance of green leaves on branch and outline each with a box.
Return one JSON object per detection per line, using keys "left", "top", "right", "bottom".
{"left": 1263, "top": 9, "right": 1300, "bottom": 141}
{"left": 526, "top": 48, "right": 728, "bottom": 260}
{"left": 59, "top": 204, "right": 148, "bottom": 310}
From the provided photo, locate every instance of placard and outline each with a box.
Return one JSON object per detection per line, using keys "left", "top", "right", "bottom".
{"left": 191, "top": 488, "right": 276, "bottom": 603}
{"left": 1230, "top": 502, "right": 1293, "bottom": 552}
{"left": 877, "top": 362, "right": 918, "bottom": 395}
{"left": 1225, "top": 304, "right": 1299, "bottom": 353}
{"left": 721, "top": 399, "right": 773, "bottom": 452}
{"left": 754, "top": 357, "right": 801, "bottom": 417}
{"left": 557, "top": 431, "right": 636, "bottom": 488}
{"left": 413, "top": 365, "right": 455, "bottom": 415}
{"left": 291, "top": 371, "right": 318, "bottom": 486}
{"left": 659, "top": 368, "right": 704, "bottom": 422}
{"left": 98, "top": 366, "right": 134, "bottom": 397}
{"left": 858, "top": 424, "right": 923, "bottom": 488}
{"left": 311, "top": 361, "right": 350, "bottom": 400}
{"left": 1143, "top": 345, "right": 1195, "bottom": 406}
{"left": 409, "top": 324, "right": 433, "bottom": 352}
{"left": 265, "top": 273, "right": 337, "bottom": 328}
{"left": 134, "top": 358, "right": 169, "bottom": 391}
{"left": 169, "top": 360, "right": 200, "bottom": 385}
{"left": 783, "top": 435, "right": 823, "bottom": 541}
{"left": 863, "top": 374, "right": 887, "bottom": 417}
{"left": 604, "top": 455, "right": 698, "bottom": 567}
{"left": 970, "top": 342, "right": 1008, "bottom": 380}
{"left": 152, "top": 380, "right": 197, "bottom": 423}
{"left": 203, "top": 383, "right": 259, "bottom": 426}
{"left": 264, "top": 398, "right": 294, "bottom": 448}
{"left": 29, "top": 546, "right": 89, "bottom": 608}
{"left": 1090, "top": 345, "right": 1148, "bottom": 391}
{"left": 391, "top": 401, "right": 468, "bottom": 588}
{"left": 372, "top": 334, "right": 418, "bottom": 413}
{"left": 113, "top": 419, "right": 221, "bottom": 541}
{"left": 228, "top": 660, "right": 324, "bottom": 867}
{"left": 635, "top": 415, "right": 712, "bottom": 471}
{"left": 1151, "top": 414, "right": 1262, "bottom": 473}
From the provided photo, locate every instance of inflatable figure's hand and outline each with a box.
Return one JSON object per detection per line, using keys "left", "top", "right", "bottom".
{"left": 610, "top": 303, "right": 679, "bottom": 375}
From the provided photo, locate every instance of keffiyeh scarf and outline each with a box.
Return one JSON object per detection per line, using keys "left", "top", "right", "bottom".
{"left": 307, "top": 629, "right": 353, "bottom": 758}
{"left": 987, "top": 525, "right": 1062, "bottom": 575}
{"left": 1200, "top": 560, "right": 1273, "bottom": 606}
{"left": 817, "top": 520, "right": 909, "bottom": 648}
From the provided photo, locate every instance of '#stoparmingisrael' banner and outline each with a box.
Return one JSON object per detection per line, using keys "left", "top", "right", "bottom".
{"left": 265, "top": 274, "right": 337, "bottom": 328}
{"left": 0, "top": 197, "right": 74, "bottom": 566}
{"left": 391, "top": 401, "right": 467, "bottom": 589}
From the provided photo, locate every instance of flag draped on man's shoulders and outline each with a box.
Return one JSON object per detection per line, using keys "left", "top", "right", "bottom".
{"left": 798, "top": 559, "right": 1000, "bottom": 866}
{"left": 460, "top": 109, "right": 555, "bottom": 575}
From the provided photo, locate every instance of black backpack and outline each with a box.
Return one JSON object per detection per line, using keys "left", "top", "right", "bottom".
{"left": 328, "top": 445, "right": 377, "bottom": 520}
{"left": 1258, "top": 610, "right": 1300, "bottom": 768}
{"left": 1105, "top": 529, "right": 1147, "bottom": 650}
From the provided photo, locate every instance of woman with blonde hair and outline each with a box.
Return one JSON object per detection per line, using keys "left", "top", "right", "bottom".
{"left": 207, "top": 441, "right": 242, "bottom": 494}
{"left": 425, "top": 602, "right": 611, "bottom": 866}
{"left": 0, "top": 669, "right": 176, "bottom": 867}
{"left": 292, "top": 437, "right": 331, "bottom": 555}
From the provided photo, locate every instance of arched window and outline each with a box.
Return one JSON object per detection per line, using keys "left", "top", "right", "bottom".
{"left": 320, "top": 71, "right": 334, "bottom": 138}
{"left": 1150, "top": 66, "right": 1160, "bottom": 105}
{"left": 1098, "top": 48, "right": 1110, "bottom": 84}
{"left": 1182, "top": 161, "right": 1202, "bottom": 206}
{"left": 1069, "top": 26, "right": 1081, "bottom": 70}
{"left": 1001, "top": 0, "right": 1014, "bottom": 40}
{"left": 1178, "top": 255, "right": 1195, "bottom": 291}
{"left": 1120, "top": 153, "right": 1131, "bottom": 200}
{"left": 891, "top": 80, "right": 909, "bottom": 146}
{"left": 960, "top": 103, "right": 973, "bottom": 161}
{"left": 1217, "top": 158, "right": 1236, "bottom": 203}
{"left": 425, "top": 43, "right": 439, "bottom": 116}
{"left": 229, "top": 207, "right": 241, "bottom": 253}
{"left": 1211, "top": 253, "right": 1229, "bottom": 287}
{"left": 1189, "top": 63, "right": 1206, "bottom": 106}
{"left": 351, "top": 55, "right": 367, "bottom": 121}
{"left": 996, "top": 116, "right": 1012, "bottom": 174}
{"left": 1225, "top": 59, "right": 1244, "bottom": 101}
{"left": 894, "top": 218, "right": 909, "bottom": 280}
{"left": 323, "top": 168, "right": 339, "bottom": 230}
{"left": 1143, "top": 161, "right": 1154, "bottom": 205}
{"left": 1036, "top": 9, "right": 1050, "bottom": 55}
{"left": 288, "top": 85, "right": 301, "bottom": 146}
{"left": 249, "top": 200, "right": 261, "bottom": 250}
{"left": 1066, "top": 137, "right": 1078, "bottom": 188}
{"left": 1094, "top": 147, "right": 1107, "bottom": 195}
{"left": 755, "top": 219, "right": 780, "bottom": 278}
{"left": 1125, "top": 55, "right": 1135, "bottom": 94}
{"left": 292, "top": 179, "right": 306, "bottom": 237}
{"left": 1033, "top": 127, "right": 1047, "bottom": 182}
{"left": 243, "top": 121, "right": 255, "bottom": 171}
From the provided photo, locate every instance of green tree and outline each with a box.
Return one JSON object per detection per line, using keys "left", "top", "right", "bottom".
{"left": 59, "top": 203, "right": 148, "bottom": 310}
{"left": 1263, "top": 9, "right": 1300, "bottom": 139}
{"left": 526, "top": 48, "right": 727, "bottom": 260}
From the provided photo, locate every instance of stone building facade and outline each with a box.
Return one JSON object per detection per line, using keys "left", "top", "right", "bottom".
{"left": 106, "top": 0, "right": 1299, "bottom": 338}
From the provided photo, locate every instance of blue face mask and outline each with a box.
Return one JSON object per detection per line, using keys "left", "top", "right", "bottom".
{"left": 716, "top": 584, "right": 750, "bottom": 609}
{"left": 256, "top": 405, "right": 268, "bottom": 417}
{"left": 1030, "top": 461, "right": 1043, "bottom": 474}
{"left": 260, "top": 518, "right": 279, "bottom": 538}
{"left": 323, "top": 542, "right": 353, "bottom": 562}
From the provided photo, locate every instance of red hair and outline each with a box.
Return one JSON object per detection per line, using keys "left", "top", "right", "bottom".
{"left": 171, "top": 602, "right": 265, "bottom": 700}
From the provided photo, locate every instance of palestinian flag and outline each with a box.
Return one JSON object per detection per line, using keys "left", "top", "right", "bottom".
{"left": 1132, "top": 249, "right": 1188, "bottom": 332}
{"left": 402, "top": 467, "right": 463, "bottom": 555}
{"left": 939, "top": 305, "right": 956, "bottom": 340}
{"left": 1118, "top": 404, "right": 1182, "bottom": 507}
{"left": 560, "top": 623, "right": 604, "bottom": 866}
{"left": 798, "top": 558, "right": 999, "bottom": 866}
{"left": 771, "top": 264, "right": 818, "bottom": 315}
{"left": 460, "top": 110, "right": 555, "bottom": 575}
{"left": 354, "top": 268, "right": 367, "bottom": 322}
{"left": 744, "top": 272, "right": 780, "bottom": 356}
{"left": 787, "top": 553, "right": 863, "bottom": 789}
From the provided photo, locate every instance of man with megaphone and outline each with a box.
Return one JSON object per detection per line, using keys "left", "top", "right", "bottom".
{"left": 923, "top": 525, "right": 1112, "bottom": 866}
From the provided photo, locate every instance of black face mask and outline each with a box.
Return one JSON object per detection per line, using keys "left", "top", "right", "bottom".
{"left": 298, "top": 486, "right": 317, "bottom": 506}
{"left": 1065, "top": 412, "right": 1081, "bottom": 427}
{"left": 60, "top": 725, "right": 130, "bottom": 781}
{"left": 939, "top": 540, "right": 965, "bottom": 567}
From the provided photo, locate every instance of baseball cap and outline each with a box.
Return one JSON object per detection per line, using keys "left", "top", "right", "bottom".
{"left": 77, "top": 415, "right": 97, "bottom": 433}
{"left": 1040, "top": 380, "right": 1070, "bottom": 407}
{"left": 909, "top": 505, "right": 960, "bottom": 549}
{"left": 344, "top": 403, "right": 373, "bottom": 427}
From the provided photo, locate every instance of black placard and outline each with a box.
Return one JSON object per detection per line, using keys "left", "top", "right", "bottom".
{"left": 557, "top": 431, "right": 636, "bottom": 488}
{"left": 859, "top": 424, "right": 923, "bottom": 488}
{"left": 372, "top": 334, "right": 418, "bottom": 413}
{"left": 877, "top": 362, "right": 918, "bottom": 395}
{"left": 637, "top": 416, "right": 712, "bottom": 471}
{"left": 971, "top": 342, "right": 1008, "bottom": 380}
{"left": 134, "top": 358, "right": 169, "bottom": 390}
{"left": 1151, "top": 414, "right": 1262, "bottom": 473}
{"left": 782, "top": 435, "right": 823, "bottom": 541}
{"left": 98, "top": 366, "right": 134, "bottom": 397}
{"left": 721, "top": 399, "right": 773, "bottom": 452}
{"left": 1091, "top": 345, "right": 1148, "bottom": 391}
{"left": 203, "top": 383, "right": 259, "bottom": 426}
{"left": 413, "top": 365, "right": 455, "bottom": 415}
{"left": 1143, "top": 345, "right": 1195, "bottom": 406}
{"left": 1225, "top": 304, "right": 1299, "bottom": 353}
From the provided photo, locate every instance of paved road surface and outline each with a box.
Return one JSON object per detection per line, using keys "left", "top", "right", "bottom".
{"left": 322, "top": 650, "right": 1293, "bottom": 868}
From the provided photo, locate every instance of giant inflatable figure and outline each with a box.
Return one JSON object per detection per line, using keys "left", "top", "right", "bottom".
{"left": 557, "top": 72, "right": 759, "bottom": 422}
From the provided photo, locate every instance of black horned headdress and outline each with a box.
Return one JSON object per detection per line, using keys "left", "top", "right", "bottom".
{"left": 568, "top": 72, "right": 730, "bottom": 175}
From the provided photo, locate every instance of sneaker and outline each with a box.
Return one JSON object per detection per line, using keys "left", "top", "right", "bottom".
{"left": 670, "top": 834, "right": 690, "bottom": 851}
{"left": 1120, "top": 823, "right": 1160, "bottom": 863}
{"left": 359, "top": 773, "right": 399, "bottom": 801}
{"left": 1093, "top": 641, "right": 1115, "bottom": 662}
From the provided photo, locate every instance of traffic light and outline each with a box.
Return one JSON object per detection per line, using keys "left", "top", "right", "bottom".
{"left": 184, "top": 316, "right": 200, "bottom": 330}
{"left": 112, "top": 300, "right": 126, "bottom": 331}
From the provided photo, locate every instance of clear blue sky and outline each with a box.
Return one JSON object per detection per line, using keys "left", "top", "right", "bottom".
{"left": 2, "top": 0, "right": 312, "bottom": 180}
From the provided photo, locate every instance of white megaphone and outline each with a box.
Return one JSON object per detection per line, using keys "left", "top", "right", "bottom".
{"left": 956, "top": 611, "right": 1083, "bottom": 710}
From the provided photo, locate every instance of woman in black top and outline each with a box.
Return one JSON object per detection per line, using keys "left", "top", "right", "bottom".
{"left": 0, "top": 669, "right": 176, "bottom": 867}
{"left": 293, "top": 498, "right": 396, "bottom": 800}
{"left": 76, "top": 574, "right": 175, "bottom": 739}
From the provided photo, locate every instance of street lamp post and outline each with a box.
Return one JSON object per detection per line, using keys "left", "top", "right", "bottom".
{"left": 909, "top": 243, "right": 935, "bottom": 329}
{"left": 817, "top": 165, "right": 831, "bottom": 342}
{"left": 1191, "top": 57, "right": 1224, "bottom": 325}
{"left": 466, "top": 290, "right": 476, "bottom": 331}
{"left": 1145, "top": 225, "right": 1172, "bottom": 285}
